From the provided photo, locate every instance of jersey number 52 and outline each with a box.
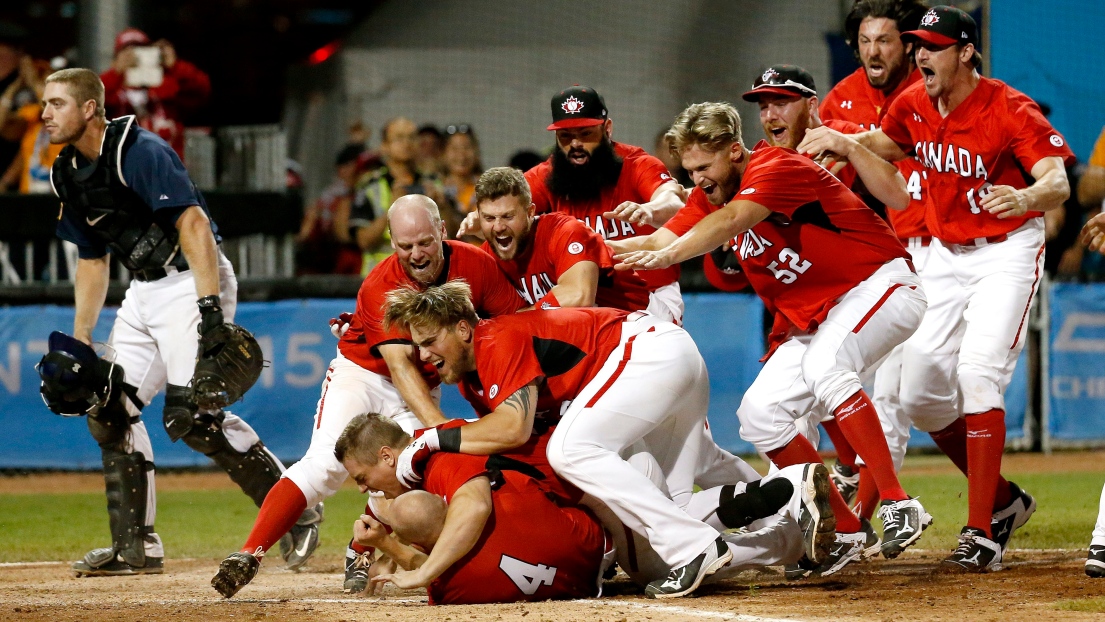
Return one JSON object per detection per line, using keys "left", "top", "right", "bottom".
{"left": 766, "top": 247, "right": 812, "bottom": 284}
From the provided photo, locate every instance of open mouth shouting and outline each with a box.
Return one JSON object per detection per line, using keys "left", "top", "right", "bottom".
{"left": 567, "top": 149, "right": 590, "bottom": 166}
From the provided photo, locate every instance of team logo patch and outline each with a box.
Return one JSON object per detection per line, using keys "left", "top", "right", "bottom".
{"left": 660, "top": 172, "right": 672, "bottom": 181}
{"left": 761, "top": 67, "right": 779, "bottom": 83}
{"left": 920, "top": 9, "right": 939, "bottom": 26}
{"left": 489, "top": 384, "right": 499, "bottom": 399}
{"left": 740, "top": 188, "right": 756, "bottom": 195}
{"left": 561, "top": 96, "right": 585, "bottom": 114}
{"left": 567, "top": 241, "right": 584, "bottom": 255}
{"left": 1050, "top": 134, "right": 1065, "bottom": 147}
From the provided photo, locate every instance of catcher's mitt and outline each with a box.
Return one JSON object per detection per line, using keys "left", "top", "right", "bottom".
{"left": 191, "top": 322, "right": 264, "bottom": 410}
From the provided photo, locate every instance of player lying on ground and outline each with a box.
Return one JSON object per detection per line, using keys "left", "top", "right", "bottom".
{"left": 337, "top": 413, "right": 837, "bottom": 603}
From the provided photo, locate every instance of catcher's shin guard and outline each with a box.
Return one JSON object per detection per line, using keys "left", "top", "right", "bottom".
{"left": 102, "top": 447, "right": 154, "bottom": 567}
{"left": 163, "top": 384, "right": 282, "bottom": 507}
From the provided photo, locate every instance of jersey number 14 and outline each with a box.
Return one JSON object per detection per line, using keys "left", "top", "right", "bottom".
{"left": 499, "top": 554, "right": 557, "bottom": 595}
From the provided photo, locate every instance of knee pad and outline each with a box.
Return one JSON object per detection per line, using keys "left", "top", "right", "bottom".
{"left": 163, "top": 384, "right": 201, "bottom": 445}
{"left": 88, "top": 395, "right": 138, "bottom": 450}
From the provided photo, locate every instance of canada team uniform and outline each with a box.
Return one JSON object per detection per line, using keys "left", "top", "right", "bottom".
{"left": 526, "top": 142, "right": 684, "bottom": 321}
{"left": 482, "top": 211, "right": 651, "bottom": 311}
{"left": 822, "top": 68, "right": 927, "bottom": 475}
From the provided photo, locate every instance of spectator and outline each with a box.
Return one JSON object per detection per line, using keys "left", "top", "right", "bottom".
{"left": 654, "top": 128, "right": 692, "bottom": 187}
{"left": 296, "top": 143, "right": 364, "bottom": 275}
{"left": 415, "top": 123, "right": 444, "bottom": 177}
{"left": 100, "top": 28, "right": 211, "bottom": 159}
{"left": 441, "top": 124, "right": 483, "bottom": 213}
{"left": 508, "top": 149, "right": 544, "bottom": 172}
{"left": 0, "top": 22, "right": 34, "bottom": 184}
{"left": 0, "top": 56, "right": 62, "bottom": 193}
{"left": 350, "top": 117, "right": 457, "bottom": 273}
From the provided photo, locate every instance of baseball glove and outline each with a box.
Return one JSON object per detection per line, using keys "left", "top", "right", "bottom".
{"left": 191, "top": 322, "right": 265, "bottom": 410}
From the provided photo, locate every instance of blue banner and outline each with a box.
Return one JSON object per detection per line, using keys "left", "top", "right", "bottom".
{"left": 1048, "top": 283, "right": 1105, "bottom": 442}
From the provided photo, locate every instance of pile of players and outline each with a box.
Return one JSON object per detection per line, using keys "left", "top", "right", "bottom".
{"left": 41, "top": 0, "right": 1100, "bottom": 606}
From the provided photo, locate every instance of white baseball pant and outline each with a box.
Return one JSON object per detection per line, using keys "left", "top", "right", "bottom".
{"left": 1093, "top": 481, "right": 1105, "bottom": 546}
{"left": 547, "top": 313, "right": 740, "bottom": 568}
{"left": 900, "top": 219, "right": 1044, "bottom": 429}
{"left": 282, "top": 350, "right": 431, "bottom": 507}
{"left": 738, "top": 258, "right": 926, "bottom": 452}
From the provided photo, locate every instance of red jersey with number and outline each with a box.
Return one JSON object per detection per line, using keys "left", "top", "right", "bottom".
{"left": 881, "top": 77, "right": 1074, "bottom": 245}
{"left": 420, "top": 453, "right": 605, "bottom": 605}
{"left": 338, "top": 241, "right": 523, "bottom": 379}
{"left": 730, "top": 142, "right": 908, "bottom": 334}
{"left": 822, "top": 68, "right": 929, "bottom": 241}
{"left": 458, "top": 307, "right": 628, "bottom": 419}
{"left": 483, "top": 212, "right": 651, "bottom": 312}
{"left": 526, "top": 142, "right": 679, "bottom": 291}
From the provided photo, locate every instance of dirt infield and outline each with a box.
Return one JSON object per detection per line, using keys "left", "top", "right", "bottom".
{"left": 3, "top": 452, "right": 1104, "bottom": 621}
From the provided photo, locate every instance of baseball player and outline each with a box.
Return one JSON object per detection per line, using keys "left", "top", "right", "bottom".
{"left": 211, "top": 196, "right": 523, "bottom": 598}
{"left": 37, "top": 68, "right": 318, "bottom": 576}
{"left": 828, "top": 6, "right": 1072, "bottom": 571}
{"left": 815, "top": 0, "right": 928, "bottom": 517}
{"left": 1076, "top": 210, "right": 1105, "bottom": 577}
{"left": 459, "top": 85, "right": 687, "bottom": 322}
{"left": 341, "top": 416, "right": 837, "bottom": 600}
{"left": 381, "top": 282, "right": 837, "bottom": 598}
{"left": 615, "top": 101, "right": 931, "bottom": 578}
{"left": 474, "top": 166, "right": 651, "bottom": 311}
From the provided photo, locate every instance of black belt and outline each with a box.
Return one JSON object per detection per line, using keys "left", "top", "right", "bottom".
{"left": 132, "top": 265, "right": 187, "bottom": 282}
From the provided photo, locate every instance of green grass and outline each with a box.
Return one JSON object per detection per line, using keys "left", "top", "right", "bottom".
{"left": 1, "top": 455, "right": 1101, "bottom": 562}
{"left": 1055, "top": 596, "right": 1105, "bottom": 612}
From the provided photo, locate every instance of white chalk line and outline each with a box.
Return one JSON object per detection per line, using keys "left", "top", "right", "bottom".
{"left": 588, "top": 598, "right": 805, "bottom": 622}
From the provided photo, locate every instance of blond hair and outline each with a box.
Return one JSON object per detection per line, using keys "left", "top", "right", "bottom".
{"left": 334, "top": 413, "right": 411, "bottom": 466}
{"left": 665, "top": 102, "right": 743, "bottom": 158}
{"left": 45, "top": 68, "right": 106, "bottom": 119}
{"left": 474, "top": 166, "right": 531, "bottom": 209}
{"left": 383, "top": 280, "right": 479, "bottom": 334}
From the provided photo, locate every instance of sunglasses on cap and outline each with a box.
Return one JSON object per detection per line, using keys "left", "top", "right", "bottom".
{"left": 751, "top": 75, "right": 816, "bottom": 97}
{"left": 446, "top": 124, "right": 472, "bottom": 136}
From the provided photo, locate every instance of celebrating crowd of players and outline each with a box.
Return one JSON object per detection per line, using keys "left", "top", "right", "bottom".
{"left": 40, "top": 0, "right": 1102, "bottom": 606}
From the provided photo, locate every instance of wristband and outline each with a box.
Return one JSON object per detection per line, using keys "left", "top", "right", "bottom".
{"left": 438, "top": 425, "right": 462, "bottom": 453}
{"left": 197, "top": 295, "right": 222, "bottom": 313}
{"left": 535, "top": 290, "right": 561, "bottom": 310}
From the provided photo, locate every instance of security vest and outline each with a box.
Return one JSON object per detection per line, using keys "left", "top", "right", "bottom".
{"left": 50, "top": 116, "right": 185, "bottom": 273}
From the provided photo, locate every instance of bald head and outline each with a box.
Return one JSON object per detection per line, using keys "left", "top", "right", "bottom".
{"left": 388, "top": 195, "right": 447, "bottom": 284}
{"left": 389, "top": 490, "right": 447, "bottom": 548}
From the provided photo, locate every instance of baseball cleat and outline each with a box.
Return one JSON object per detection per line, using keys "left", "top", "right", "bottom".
{"left": 72, "top": 547, "right": 163, "bottom": 577}
{"left": 344, "top": 540, "right": 373, "bottom": 594}
{"left": 212, "top": 551, "right": 261, "bottom": 598}
{"left": 793, "top": 518, "right": 879, "bottom": 579}
{"left": 797, "top": 463, "right": 837, "bottom": 566}
{"left": 941, "top": 526, "right": 1002, "bottom": 573}
{"left": 279, "top": 502, "right": 324, "bottom": 570}
{"left": 644, "top": 537, "right": 732, "bottom": 598}
{"left": 1087, "top": 543, "right": 1105, "bottom": 578}
{"left": 990, "top": 482, "right": 1035, "bottom": 556}
{"left": 878, "top": 497, "right": 932, "bottom": 558}
{"left": 830, "top": 459, "right": 860, "bottom": 506}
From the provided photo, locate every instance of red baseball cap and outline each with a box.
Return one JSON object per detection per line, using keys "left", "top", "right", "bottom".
{"left": 114, "top": 28, "right": 150, "bottom": 53}
{"left": 547, "top": 85, "right": 609, "bottom": 131}
{"left": 901, "top": 6, "right": 978, "bottom": 47}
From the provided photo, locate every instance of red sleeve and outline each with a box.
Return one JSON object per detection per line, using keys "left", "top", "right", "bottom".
{"left": 738, "top": 152, "right": 819, "bottom": 217}
{"left": 823, "top": 119, "right": 863, "bottom": 135}
{"left": 525, "top": 164, "right": 553, "bottom": 214}
{"left": 423, "top": 453, "right": 492, "bottom": 499}
{"left": 662, "top": 188, "right": 714, "bottom": 236}
{"left": 476, "top": 327, "right": 545, "bottom": 411}
{"left": 465, "top": 246, "right": 525, "bottom": 316}
{"left": 357, "top": 269, "right": 416, "bottom": 352}
{"left": 880, "top": 95, "right": 915, "bottom": 154}
{"left": 628, "top": 152, "right": 672, "bottom": 203}
{"left": 1006, "top": 96, "right": 1076, "bottom": 170}
{"left": 547, "top": 216, "right": 608, "bottom": 276}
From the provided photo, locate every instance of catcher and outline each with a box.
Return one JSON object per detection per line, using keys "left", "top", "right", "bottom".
{"left": 36, "top": 68, "right": 320, "bottom": 577}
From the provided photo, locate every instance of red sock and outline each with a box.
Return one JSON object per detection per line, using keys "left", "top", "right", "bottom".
{"left": 833, "top": 391, "right": 907, "bottom": 501}
{"left": 854, "top": 466, "right": 880, "bottom": 520}
{"left": 241, "top": 478, "right": 307, "bottom": 555}
{"left": 821, "top": 418, "right": 857, "bottom": 468}
{"left": 767, "top": 434, "right": 861, "bottom": 533}
{"left": 930, "top": 417, "right": 1013, "bottom": 510}
{"left": 966, "top": 409, "right": 1006, "bottom": 537}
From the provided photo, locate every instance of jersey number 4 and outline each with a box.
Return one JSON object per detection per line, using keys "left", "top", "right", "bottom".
{"left": 766, "top": 247, "right": 812, "bottom": 284}
{"left": 499, "top": 554, "right": 557, "bottom": 595}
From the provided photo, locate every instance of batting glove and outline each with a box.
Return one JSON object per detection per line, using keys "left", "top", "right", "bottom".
{"left": 396, "top": 428, "right": 440, "bottom": 488}
{"left": 329, "top": 312, "right": 354, "bottom": 339}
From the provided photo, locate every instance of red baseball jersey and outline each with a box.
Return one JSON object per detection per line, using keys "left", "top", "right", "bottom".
{"left": 526, "top": 142, "right": 679, "bottom": 291}
{"left": 822, "top": 68, "right": 929, "bottom": 241}
{"left": 730, "top": 142, "right": 907, "bottom": 341}
{"left": 665, "top": 187, "right": 749, "bottom": 293}
{"left": 482, "top": 212, "right": 651, "bottom": 312}
{"left": 423, "top": 453, "right": 605, "bottom": 605}
{"left": 881, "top": 77, "right": 1074, "bottom": 245}
{"left": 338, "top": 240, "right": 523, "bottom": 379}
{"left": 458, "top": 307, "right": 629, "bottom": 418}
